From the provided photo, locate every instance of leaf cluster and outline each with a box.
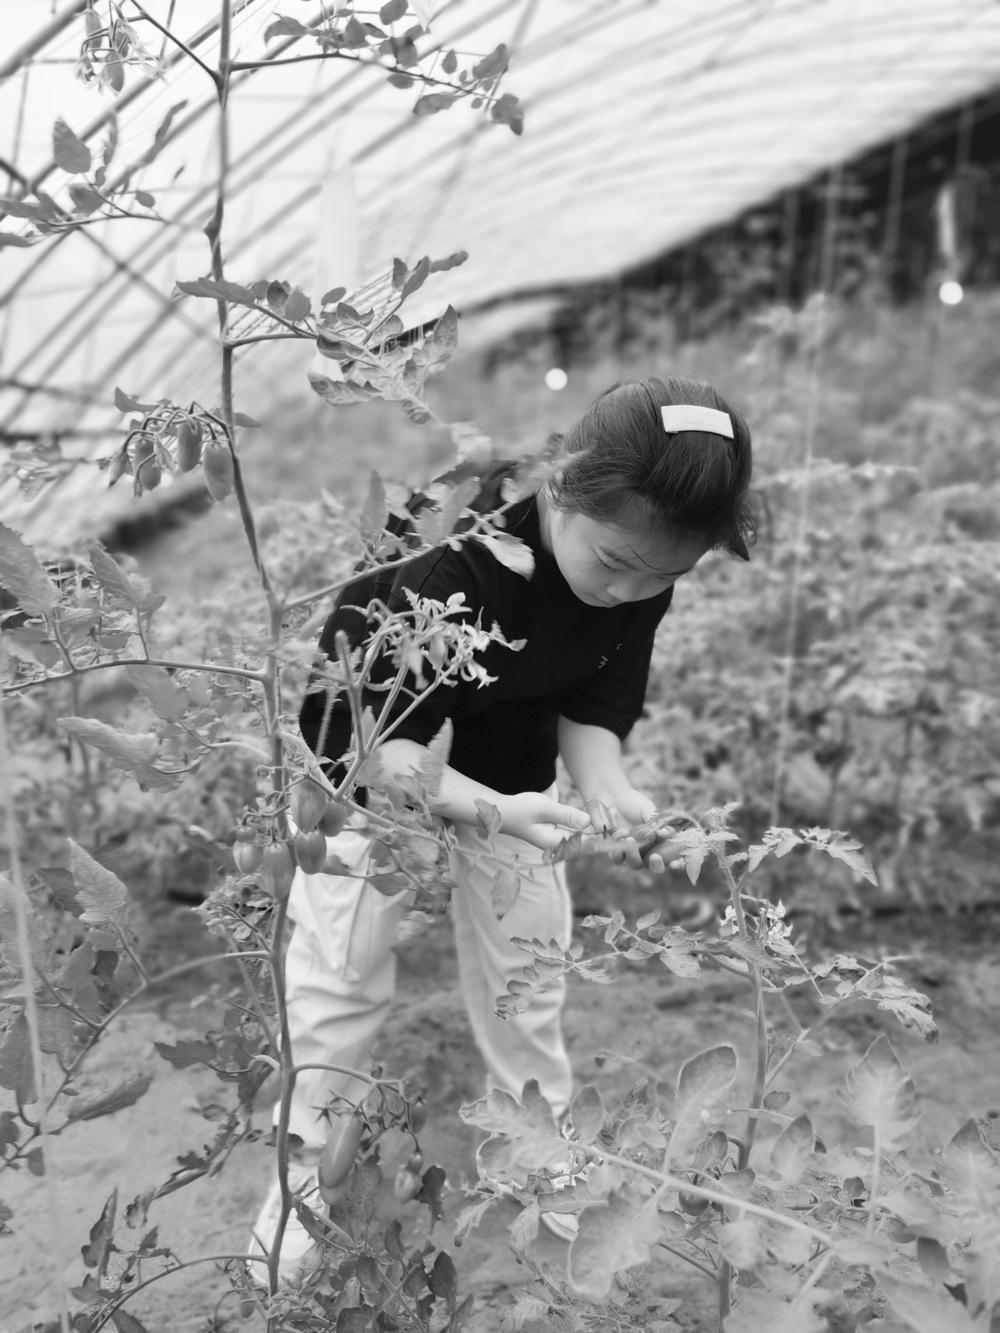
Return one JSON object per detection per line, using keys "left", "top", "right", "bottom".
{"left": 263, "top": 8, "right": 524, "bottom": 134}
{"left": 0, "top": 99, "right": 178, "bottom": 247}
{"left": 461, "top": 1039, "right": 1000, "bottom": 1331}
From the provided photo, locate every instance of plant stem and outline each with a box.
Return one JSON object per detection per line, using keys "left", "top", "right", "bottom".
{"left": 581, "top": 1145, "right": 829, "bottom": 1247}
{"left": 795, "top": 1249, "right": 835, "bottom": 1307}
{"left": 719, "top": 861, "right": 767, "bottom": 1169}
{"left": 201, "top": 12, "right": 294, "bottom": 1308}
{"left": 868, "top": 1118, "right": 882, "bottom": 1239}
{"left": 718, "top": 1258, "right": 732, "bottom": 1330}
{"left": 655, "top": 1239, "right": 718, "bottom": 1281}
{"left": 265, "top": 888, "right": 296, "bottom": 1301}
{"left": 225, "top": 330, "right": 305, "bottom": 348}
{"left": 715, "top": 856, "right": 768, "bottom": 1328}
{"left": 0, "top": 695, "right": 71, "bottom": 1333}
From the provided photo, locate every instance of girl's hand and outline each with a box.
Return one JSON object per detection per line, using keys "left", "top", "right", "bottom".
{"left": 586, "top": 789, "right": 666, "bottom": 871}
{"left": 497, "top": 791, "right": 591, "bottom": 852}
{"left": 588, "top": 785, "right": 656, "bottom": 829}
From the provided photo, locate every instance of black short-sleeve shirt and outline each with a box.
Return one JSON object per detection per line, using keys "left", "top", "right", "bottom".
{"left": 299, "top": 468, "right": 673, "bottom": 795}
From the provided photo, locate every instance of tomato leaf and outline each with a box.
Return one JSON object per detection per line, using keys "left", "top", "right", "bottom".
{"left": 154, "top": 1038, "right": 217, "bottom": 1069}
{"left": 65, "top": 1073, "right": 154, "bottom": 1123}
{"left": 460, "top": 1079, "right": 568, "bottom": 1176}
{"left": 53, "top": 118, "right": 92, "bottom": 173}
{"left": 769, "top": 1113, "right": 816, "bottom": 1183}
{"left": 174, "top": 276, "right": 258, "bottom": 307}
{"left": 413, "top": 92, "right": 458, "bottom": 117}
{"left": 568, "top": 1084, "right": 605, "bottom": 1144}
{"left": 264, "top": 15, "right": 310, "bottom": 41}
{"left": 89, "top": 543, "right": 142, "bottom": 606}
{"left": 491, "top": 868, "right": 520, "bottom": 920}
{"left": 0, "top": 1014, "right": 37, "bottom": 1103}
{"left": 123, "top": 664, "right": 189, "bottom": 722}
{"left": 112, "top": 1310, "right": 151, "bottom": 1333}
{"left": 69, "top": 184, "right": 103, "bottom": 216}
{"left": 401, "top": 255, "right": 431, "bottom": 299}
{"left": 471, "top": 43, "right": 508, "bottom": 82}
{"left": 473, "top": 799, "right": 503, "bottom": 840}
{"left": 879, "top": 1275, "right": 977, "bottom": 1333}
{"left": 668, "top": 1045, "right": 737, "bottom": 1164}
{"left": 284, "top": 288, "right": 313, "bottom": 321}
{"left": 723, "top": 1288, "right": 828, "bottom": 1333}
{"left": 0, "top": 195, "right": 52, "bottom": 220}
{"left": 0, "top": 522, "right": 60, "bottom": 618}
{"left": 360, "top": 470, "right": 389, "bottom": 546}
{"left": 840, "top": 1034, "right": 920, "bottom": 1149}
{"left": 67, "top": 839, "right": 130, "bottom": 927}
{"left": 58, "top": 717, "right": 178, "bottom": 790}
{"left": 475, "top": 531, "right": 533, "bottom": 579}
{"left": 418, "top": 718, "right": 453, "bottom": 799}
{"left": 567, "top": 1192, "right": 660, "bottom": 1300}
{"left": 82, "top": 1190, "right": 117, "bottom": 1275}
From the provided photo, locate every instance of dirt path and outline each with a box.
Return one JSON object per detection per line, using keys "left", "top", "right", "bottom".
{"left": 5, "top": 898, "right": 1000, "bottom": 1333}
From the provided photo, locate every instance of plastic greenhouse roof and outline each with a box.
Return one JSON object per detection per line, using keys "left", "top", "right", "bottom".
{"left": 3, "top": 0, "right": 1000, "bottom": 542}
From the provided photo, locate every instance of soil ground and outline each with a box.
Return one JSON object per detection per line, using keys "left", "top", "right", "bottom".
{"left": 4, "top": 876, "right": 1000, "bottom": 1333}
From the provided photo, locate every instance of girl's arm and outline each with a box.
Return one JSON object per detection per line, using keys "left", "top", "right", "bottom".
{"left": 376, "top": 737, "right": 590, "bottom": 853}
{"left": 557, "top": 716, "right": 656, "bottom": 826}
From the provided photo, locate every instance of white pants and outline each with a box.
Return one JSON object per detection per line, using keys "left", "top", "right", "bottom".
{"left": 276, "top": 817, "right": 574, "bottom": 1151}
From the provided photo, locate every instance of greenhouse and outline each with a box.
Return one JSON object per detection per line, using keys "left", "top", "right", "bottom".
{"left": 2, "top": 4, "right": 1000, "bottom": 1332}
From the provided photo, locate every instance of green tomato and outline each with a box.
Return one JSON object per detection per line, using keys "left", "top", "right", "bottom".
{"left": 393, "top": 1165, "right": 422, "bottom": 1203}
{"left": 260, "top": 841, "right": 294, "bottom": 897}
{"left": 294, "top": 829, "right": 327, "bottom": 874}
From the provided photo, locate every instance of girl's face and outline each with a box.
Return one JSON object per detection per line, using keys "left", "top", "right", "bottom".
{"left": 542, "top": 502, "right": 709, "bottom": 607}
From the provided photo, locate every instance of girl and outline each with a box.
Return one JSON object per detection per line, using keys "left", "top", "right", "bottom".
{"left": 250, "top": 374, "right": 754, "bottom": 1281}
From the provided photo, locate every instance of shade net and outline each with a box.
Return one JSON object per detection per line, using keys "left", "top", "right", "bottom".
{"left": 2, "top": 0, "right": 1000, "bottom": 539}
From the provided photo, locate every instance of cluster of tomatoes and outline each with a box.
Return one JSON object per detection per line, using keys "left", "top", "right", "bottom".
{"left": 231, "top": 779, "right": 351, "bottom": 896}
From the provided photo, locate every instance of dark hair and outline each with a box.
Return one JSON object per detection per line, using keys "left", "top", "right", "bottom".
{"left": 549, "top": 376, "right": 755, "bottom": 559}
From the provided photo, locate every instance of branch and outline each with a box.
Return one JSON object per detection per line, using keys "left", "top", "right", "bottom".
{"left": 582, "top": 1145, "right": 830, "bottom": 1247}
{"left": 3, "top": 655, "right": 268, "bottom": 696}
{"left": 127, "top": 0, "right": 220, "bottom": 84}
{"left": 225, "top": 331, "right": 305, "bottom": 350}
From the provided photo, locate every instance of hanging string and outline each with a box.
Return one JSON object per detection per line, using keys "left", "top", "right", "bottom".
{"left": 767, "top": 165, "right": 842, "bottom": 826}
{"left": 928, "top": 98, "right": 977, "bottom": 398}
{"left": 882, "top": 133, "right": 908, "bottom": 290}
{"left": 778, "top": 187, "right": 799, "bottom": 307}
{"left": 0, "top": 692, "right": 72, "bottom": 1333}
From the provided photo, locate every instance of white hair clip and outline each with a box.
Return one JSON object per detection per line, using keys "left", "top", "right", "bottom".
{"left": 661, "top": 404, "right": 734, "bottom": 440}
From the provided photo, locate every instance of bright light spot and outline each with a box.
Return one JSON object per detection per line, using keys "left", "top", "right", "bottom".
{"left": 545, "top": 367, "right": 568, "bottom": 391}
{"left": 939, "top": 280, "right": 964, "bottom": 306}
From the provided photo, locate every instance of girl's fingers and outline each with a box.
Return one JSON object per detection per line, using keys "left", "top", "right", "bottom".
{"left": 620, "top": 836, "right": 644, "bottom": 868}
{"left": 551, "top": 803, "right": 590, "bottom": 830}
{"left": 586, "top": 798, "right": 615, "bottom": 833}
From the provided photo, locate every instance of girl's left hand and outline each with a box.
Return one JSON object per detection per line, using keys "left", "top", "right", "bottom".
{"left": 586, "top": 786, "right": 656, "bottom": 831}
{"left": 585, "top": 787, "right": 663, "bottom": 870}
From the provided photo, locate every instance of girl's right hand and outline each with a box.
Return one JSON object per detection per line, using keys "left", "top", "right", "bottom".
{"left": 497, "top": 791, "right": 591, "bottom": 851}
